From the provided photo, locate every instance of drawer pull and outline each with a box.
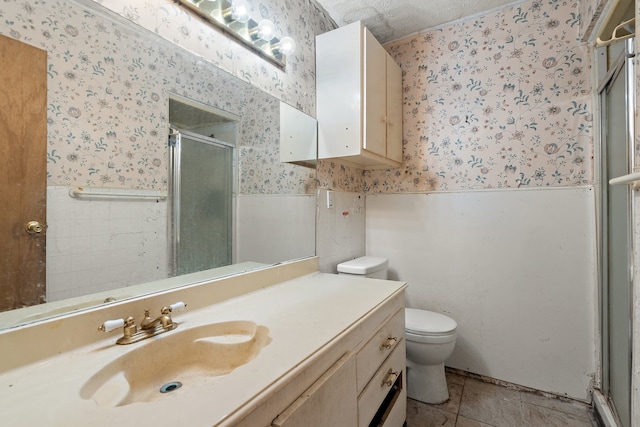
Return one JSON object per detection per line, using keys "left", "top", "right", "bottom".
{"left": 380, "top": 336, "right": 397, "bottom": 350}
{"left": 381, "top": 369, "right": 399, "bottom": 388}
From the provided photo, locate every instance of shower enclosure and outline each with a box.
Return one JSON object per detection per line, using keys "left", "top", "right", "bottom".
{"left": 168, "top": 130, "right": 234, "bottom": 276}
{"left": 597, "top": 38, "right": 634, "bottom": 427}
{"left": 168, "top": 98, "right": 236, "bottom": 277}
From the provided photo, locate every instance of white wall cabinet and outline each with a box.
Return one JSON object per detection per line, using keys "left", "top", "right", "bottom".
{"left": 279, "top": 101, "right": 317, "bottom": 167}
{"left": 316, "top": 21, "right": 403, "bottom": 170}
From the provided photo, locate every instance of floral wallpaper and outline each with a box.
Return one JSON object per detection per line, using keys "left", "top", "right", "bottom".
{"left": 578, "top": 0, "right": 607, "bottom": 40}
{"left": 1, "top": 0, "right": 331, "bottom": 194}
{"left": 92, "top": 0, "right": 335, "bottom": 117}
{"left": 239, "top": 87, "right": 316, "bottom": 194}
{"left": 357, "top": 0, "right": 593, "bottom": 194}
{"left": 317, "top": 0, "right": 593, "bottom": 194}
{"left": 316, "top": 160, "right": 365, "bottom": 193}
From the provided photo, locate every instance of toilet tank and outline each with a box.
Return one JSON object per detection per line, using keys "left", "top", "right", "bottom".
{"left": 337, "top": 256, "right": 388, "bottom": 279}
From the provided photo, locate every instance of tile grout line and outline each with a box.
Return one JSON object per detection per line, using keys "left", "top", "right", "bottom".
{"left": 454, "top": 376, "right": 465, "bottom": 425}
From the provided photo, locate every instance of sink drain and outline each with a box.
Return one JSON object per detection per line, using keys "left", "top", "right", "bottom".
{"left": 160, "top": 381, "right": 182, "bottom": 393}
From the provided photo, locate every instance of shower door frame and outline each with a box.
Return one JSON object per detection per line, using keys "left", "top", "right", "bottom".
{"left": 168, "top": 128, "right": 237, "bottom": 277}
{"left": 596, "top": 38, "right": 635, "bottom": 427}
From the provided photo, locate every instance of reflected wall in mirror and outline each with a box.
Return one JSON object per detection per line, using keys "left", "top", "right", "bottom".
{"left": 0, "top": 0, "right": 326, "bottom": 328}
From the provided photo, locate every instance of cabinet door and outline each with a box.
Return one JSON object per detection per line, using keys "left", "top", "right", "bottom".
{"left": 272, "top": 352, "right": 357, "bottom": 427}
{"left": 363, "top": 28, "right": 387, "bottom": 158}
{"left": 280, "top": 101, "right": 317, "bottom": 165}
{"left": 316, "top": 22, "right": 363, "bottom": 159}
{"left": 386, "top": 55, "right": 403, "bottom": 163}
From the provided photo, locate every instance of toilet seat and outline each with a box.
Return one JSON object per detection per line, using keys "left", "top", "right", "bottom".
{"left": 405, "top": 329, "right": 457, "bottom": 345}
{"left": 405, "top": 308, "right": 457, "bottom": 336}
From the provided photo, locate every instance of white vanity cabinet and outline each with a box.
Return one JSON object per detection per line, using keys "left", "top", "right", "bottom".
{"left": 265, "top": 310, "right": 405, "bottom": 427}
{"left": 356, "top": 309, "right": 406, "bottom": 427}
{"left": 316, "top": 21, "right": 403, "bottom": 170}
{"left": 238, "top": 305, "right": 406, "bottom": 427}
{"left": 271, "top": 352, "right": 358, "bottom": 427}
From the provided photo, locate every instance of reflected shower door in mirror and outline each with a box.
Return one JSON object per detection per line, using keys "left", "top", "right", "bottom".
{"left": 0, "top": 0, "right": 318, "bottom": 329}
{"left": 170, "top": 130, "right": 233, "bottom": 276}
{"left": 169, "top": 97, "right": 240, "bottom": 276}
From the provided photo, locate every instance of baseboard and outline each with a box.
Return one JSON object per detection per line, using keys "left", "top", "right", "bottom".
{"left": 444, "top": 367, "right": 591, "bottom": 405}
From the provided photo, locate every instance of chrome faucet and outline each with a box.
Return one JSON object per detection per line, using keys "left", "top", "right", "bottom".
{"left": 99, "top": 301, "right": 187, "bottom": 345}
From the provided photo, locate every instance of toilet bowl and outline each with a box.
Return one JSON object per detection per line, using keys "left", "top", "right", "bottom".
{"left": 337, "top": 257, "right": 458, "bottom": 404}
{"left": 405, "top": 308, "right": 457, "bottom": 404}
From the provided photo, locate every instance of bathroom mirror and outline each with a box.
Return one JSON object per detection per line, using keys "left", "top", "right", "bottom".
{"left": 0, "top": 0, "right": 317, "bottom": 328}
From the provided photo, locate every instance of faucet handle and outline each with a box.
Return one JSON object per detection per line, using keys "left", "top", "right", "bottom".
{"left": 161, "top": 301, "right": 187, "bottom": 314}
{"left": 170, "top": 301, "right": 187, "bottom": 312}
{"left": 99, "top": 316, "right": 136, "bottom": 334}
{"left": 99, "top": 318, "right": 125, "bottom": 333}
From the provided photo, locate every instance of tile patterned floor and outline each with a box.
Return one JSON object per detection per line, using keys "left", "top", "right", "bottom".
{"left": 406, "top": 371, "right": 599, "bottom": 427}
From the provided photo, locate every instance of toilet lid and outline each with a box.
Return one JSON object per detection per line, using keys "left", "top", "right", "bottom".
{"left": 337, "top": 256, "right": 388, "bottom": 275}
{"left": 405, "top": 308, "right": 457, "bottom": 335}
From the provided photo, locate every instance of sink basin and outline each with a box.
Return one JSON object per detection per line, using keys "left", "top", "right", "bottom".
{"left": 80, "top": 320, "right": 271, "bottom": 407}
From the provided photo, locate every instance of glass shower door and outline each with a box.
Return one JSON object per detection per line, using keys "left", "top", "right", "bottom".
{"left": 170, "top": 130, "right": 233, "bottom": 276}
{"left": 599, "top": 40, "right": 634, "bottom": 427}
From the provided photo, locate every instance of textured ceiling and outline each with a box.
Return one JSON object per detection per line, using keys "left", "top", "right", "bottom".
{"left": 313, "top": 0, "right": 525, "bottom": 44}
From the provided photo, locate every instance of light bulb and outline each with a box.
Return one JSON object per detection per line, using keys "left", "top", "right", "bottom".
{"left": 231, "top": 1, "right": 250, "bottom": 24}
{"left": 257, "top": 19, "right": 276, "bottom": 41}
{"left": 278, "top": 36, "right": 296, "bottom": 56}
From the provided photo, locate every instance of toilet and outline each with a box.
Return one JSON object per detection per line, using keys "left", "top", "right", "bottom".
{"left": 404, "top": 308, "right": 457, "bottom": 404}
{"left": 336, "top": 256, "right": 389, "bottom": 279}
{"left": 337, "top": 256, "right": 458, "bottom": 405}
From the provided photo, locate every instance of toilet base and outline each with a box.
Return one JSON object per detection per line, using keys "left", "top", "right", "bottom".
{"left": 406, "top": 362, "right": 449, "bottom": 404}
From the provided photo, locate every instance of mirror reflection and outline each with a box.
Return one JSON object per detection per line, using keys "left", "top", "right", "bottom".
{"left": 168, "top": 98, "right": 237, "bottom": 276}
{"left": 0, "top": 0, "right": 317, "bottom": 328}
{"left": 280, "top": 101, "right": 318, "bottom": 169}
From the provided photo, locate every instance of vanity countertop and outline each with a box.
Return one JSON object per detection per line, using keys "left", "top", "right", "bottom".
{"left": 0, "top": 272, "right": 406, "bottom": 426}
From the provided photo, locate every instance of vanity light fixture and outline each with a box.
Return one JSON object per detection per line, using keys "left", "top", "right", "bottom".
{"left": 177, "top": 0, "right": 296, "bottom": 69}
{"left": 229, "top": 1, "right": 251, "bottom": 23}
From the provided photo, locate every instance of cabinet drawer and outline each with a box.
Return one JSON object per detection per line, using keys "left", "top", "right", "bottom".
{"left": 357, "top": 341, "right": 405, "bottom": 427}
{"left": 357, "top": 309, "right": 404, "bottom": 392}
{"left": 378, "top": 381, "right": 406, "bottom": 427}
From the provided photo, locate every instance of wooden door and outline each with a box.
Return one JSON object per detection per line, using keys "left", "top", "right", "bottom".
{"left": 0, "top": 35, "right": 47, "bottom": 311}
